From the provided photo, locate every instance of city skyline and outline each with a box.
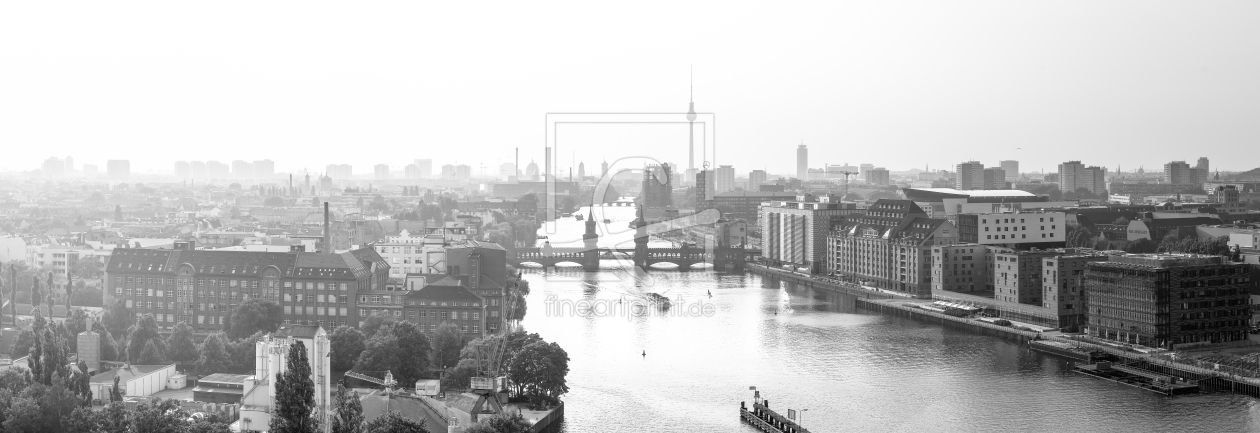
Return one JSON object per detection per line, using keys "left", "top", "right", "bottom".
{"left": 3, "top": 2, "right": 1259, "bottom": 173}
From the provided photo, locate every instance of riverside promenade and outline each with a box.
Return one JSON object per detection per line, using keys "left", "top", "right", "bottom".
{"left": 747, "top": 263, "right": 1260, "bottom": 398}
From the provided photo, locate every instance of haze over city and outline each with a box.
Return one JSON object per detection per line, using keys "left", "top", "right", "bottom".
{"left": 3, "top": 1, "right": 1259, "bottom": 175}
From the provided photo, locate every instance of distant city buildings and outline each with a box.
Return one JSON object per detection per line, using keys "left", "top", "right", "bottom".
{"left": 999, "top": 160, "right": 1019, "bottom": 181}
{"left": 326, "top": 164, "right": 353, "bottom": 180}
{"left": 866, "top": 167, "right": 890, "bottom": 186}
{"left": 955, "top": 161, "right": 984, "bottom": 190}
{"left": 796, "top": 143, "right": 808, "bottom": 180}
{"left": 1058, "top": 160, "right": 1107, "bottom": 195}
{"left": 107, "top": 160, "right": 130, "bottom": 179}
{"left": 1164, "top": 160, "right": 1207, "bottom": 186}
{"left": 748, "top": 170, "right": 767, "bottom": 192}
{"left": 983, "top": 167, "right": 1007, "bottom": 189}
{"left": 714, "top": 165, "right": 735, "bottom": 194}
{"left": 375, "top": 164, "right": 390, "bottom": 179}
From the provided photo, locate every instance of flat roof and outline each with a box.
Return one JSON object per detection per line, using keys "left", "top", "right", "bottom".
{"left": 89, "top": 364, "right": 173, "bottom": 384}
{"left": 909, "top": 188, "right": 1036, "bottom": 198}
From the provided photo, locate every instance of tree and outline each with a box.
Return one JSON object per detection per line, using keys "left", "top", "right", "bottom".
{"left": 390, "top": 322, "right": 431, "bottom": 385}
{"left": 130, "top": 398, "right": 187, "bottom": 433}
{"left": 226, "top": 299, "right": 284, "bottom": 339}
{"left": 63, "top": 406, "right": 97, "bottom": 433}
{"left": 197, "top": 333, "right": 232, "bottom": 375}
{"left": 109, "top": 376, "right": 123, "bottom": 402}
{"left": 331, "top": 384, "right": 364, "bottom": 433}
{"left": 166, "top": 321, "right": 199, "bottom": 364}
{"left": 228, "top": 332, "right": 266, "bottom": 370}
{"left": 360, "top": 315, "right": 397, "bottom": 340}
{"left": 463, "top": 411, "right": 530, "bottom": 433}
{"left": 353, "top": 332, "right": 401, "bottom": 378}
{"left": 137, "top": 340, "right": 168, "bottom": 365}
{"left": 506, "top": 341, "right": 569, "bottom": 406}
{"left": 127, "top": 314, "right": 166, "bottom": 363}
{"left": 430, "top": 323, "right": 462, "bottom": 370}
{"left": 93, "top": 321, "right": 121, "bottom": 361}
{"left": 99, "top": 401, "right": 129, "bottom": 433}
{"left": 69, "top": 256, "right": 104, "bottom": 281}
{"left": 102, "top": 300, "right": 135, "bottom": 338}
{"left": 329, "top": 326, "right": 367, "bottom": 371}
{"left": 363, "top": 411, "right": 430, "bottom": 433}
{"left": 271, "top": 340, "right": 319, "bottom": 433}
{"left": 1125, "top": 238, "right": 1157, "bottom": 254}
{"left": 11, "top": 328, "right": 35, "bottom": 359}
{"left": 441, "top": 358, "right": 479, "bottom": 391}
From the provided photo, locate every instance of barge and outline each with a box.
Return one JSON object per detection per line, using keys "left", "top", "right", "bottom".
{"left": 1073, "top": 362, "right": 1199, "bottom": 396}
{"left": 1029, "top": 340, "right": 1115, "bottom": 363}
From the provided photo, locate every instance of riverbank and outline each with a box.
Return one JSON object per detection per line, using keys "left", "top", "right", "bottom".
{"left": 748, "top": 263, "right": 1260, "bottom": 399}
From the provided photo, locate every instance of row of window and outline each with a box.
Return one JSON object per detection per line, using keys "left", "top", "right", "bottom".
{"left": 117, "top": 276, "right": 350, "bottom": 291}
{"left": 986, "top": 233, "right": 1057, "bottom": 240}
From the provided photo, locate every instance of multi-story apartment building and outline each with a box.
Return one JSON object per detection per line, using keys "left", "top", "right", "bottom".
{"left": 357, "top": 290, "right": 404, "bottom": 324}
{"left": 829, "top": 200, "right": 958, "bottom": 297}
{"left": 104, "top": 242, "right": 388, "bottom": 331}
{"left": 1058, "top": 161, "right": 1107, "bottom": 195}
{"left": 1086, "top": 253, "right": 1251, "bottom": 348}
{"left": 374, "top": 230, "right": 448, "bottom": 279}
{"left": 403, "top": 277, "right": 487, "bottom": 337}
{"left": 993, "top": 250, "right": 1058, "bottom": 305}
{"left": 748, "top": 170, "right": 767, "bottom": 192}
{"left": 999, "top": 160, "right": 1019, "bottom": 181}
{"left": 1042, "top": 251, "right": 1110, "bottom": 330}
{"left": 930, "top": 244, "right": 994, "bottom": 295}
{"left": 866, "top": 167, "right": 890, "bottom": 186}
{"left": 982, "top": 167, "right": 1006, "bottom": 190}
{"left": 955, "top": 161, "right": 984, "bottom": 190}
{"left": 955, "top": 211, "right": 1066, "bottom": 248}
{"left": 714, "top": 165, "right": 735, "bottom": 194}
{"left": 761, "top": 195, "right": 862, "bottom": 274}
{"left": 374, "top": 164, "right": 390, "bottom": 179}
{"left": 1163, "top": 160, "right": 1202, "bottom": 186}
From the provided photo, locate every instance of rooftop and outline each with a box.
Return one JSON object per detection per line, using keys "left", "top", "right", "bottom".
{"left": 89, "top": 364, "right": 173, "bottom": 384}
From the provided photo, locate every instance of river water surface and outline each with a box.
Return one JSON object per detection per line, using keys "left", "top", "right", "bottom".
{"left": 519, "top": 206, "right": 1260, "bottom": 432}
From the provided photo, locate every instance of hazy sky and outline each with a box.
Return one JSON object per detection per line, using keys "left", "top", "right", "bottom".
{"left": 2, "top": 1, "right": 1258, "bottom": 176}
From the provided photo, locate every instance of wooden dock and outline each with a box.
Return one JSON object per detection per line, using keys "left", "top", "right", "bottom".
{"left": 740, "top": 401, "right": 811, "bottom": 433}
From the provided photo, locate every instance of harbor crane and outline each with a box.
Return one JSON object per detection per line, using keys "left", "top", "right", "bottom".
{"left": 345, "top": 370, "right": 398, "bottom": 394}
{"left": 837, "top": 171, "right": 859, "bottom": 200}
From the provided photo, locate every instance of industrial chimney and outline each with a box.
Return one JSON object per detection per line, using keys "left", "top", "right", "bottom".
{"left": 322, "top": 202, "right": 330, "bottom": 253}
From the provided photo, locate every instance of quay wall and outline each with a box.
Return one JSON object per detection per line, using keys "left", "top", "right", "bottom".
{"left": 746, "top": 264, "right": 1260, "bottom": 398}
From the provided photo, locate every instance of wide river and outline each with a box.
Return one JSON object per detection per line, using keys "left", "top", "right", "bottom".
{"left": 521, "top": 206, "right": 1260, "bottom": 432}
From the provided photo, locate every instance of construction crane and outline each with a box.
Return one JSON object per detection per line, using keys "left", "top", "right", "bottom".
{"left": 346, "top": 370, "right": 398, "bottom": 394}
{"left": 837, "top": 171, "right": 859, "bottom": 200}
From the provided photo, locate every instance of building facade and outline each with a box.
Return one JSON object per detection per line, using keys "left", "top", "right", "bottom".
{"left": 931, "top": 243, "right": 994, "bottom": 295}
{"left": 956, "top": 212, "right": 1066, "bottom": 248}
{"left": 829, "top": 199, "right": 958, "bottom": 297}
{"left": 955, "top": 161, "right": 984, "bottom": 190}
{"left": 761, "top": 195, "right": 861, "bottom": 274}
{"left": 104, "top": 243, "right": 387, "bottom": 332}
{"left": 1086, "top": 254, "right": 1251, "bottom": 348}
{"left": 999, "top": 160, "right": 1019, "bottom": 181}
{"left": 1042, "top": 251, "right": 1110, "bottom": 330}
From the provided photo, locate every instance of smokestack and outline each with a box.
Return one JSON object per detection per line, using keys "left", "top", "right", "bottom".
{"left": 322, "top": 202, "right": 330, "bottom": 253}
{"left": 515, "top": 147, "right": 519, "bottom": 180}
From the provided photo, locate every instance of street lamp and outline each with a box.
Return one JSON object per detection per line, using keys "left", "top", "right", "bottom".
{"left": 801, "top": 408, "right": 808, "bottom": 428}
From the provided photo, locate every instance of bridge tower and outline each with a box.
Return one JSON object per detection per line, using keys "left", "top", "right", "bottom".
{"left": 633, "top": 205, "right": 649, "bottom": 268}
{"left": 582, "top": 208, "right": 599, "bottom": 271}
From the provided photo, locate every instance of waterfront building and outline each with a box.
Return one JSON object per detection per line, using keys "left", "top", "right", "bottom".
{"left": 829, "top": 199, "right": 958, "bottom": 297}
{"left": 1086, "top": 253, "right": 1251, "bottom": 348}
{"left": 955, "top": 161, "right": 984, "bottom": 190}
{"left": 993, "top": 249, "right": 1060, "bottom": 305}
{"left": 761, "top": 194, "right": 861, "bottom": 274}
{"left": 104, "top": 242, "right": 388, "bottom": 332}
{"left": 930, "top": 243, "right": 995, "bottom": 296}
{"left": 956, "top": 211, "right": 1066, "bottom": 248}
{"left": 1042, "top": 251, "right": 1110, "bottom": 330}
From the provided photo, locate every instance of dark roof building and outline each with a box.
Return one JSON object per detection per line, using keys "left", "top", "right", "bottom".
{"left": 105, "top": 243, "right": 387, "bottom": 332}
{"left": 829, "top": 200, "right": 959, "bottom": 298}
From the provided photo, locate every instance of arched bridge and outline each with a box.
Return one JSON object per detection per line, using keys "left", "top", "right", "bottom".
{"left": 509, "top": 246, "right": 757, "bottom": 271}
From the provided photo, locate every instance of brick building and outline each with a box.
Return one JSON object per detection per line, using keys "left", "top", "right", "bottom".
{"left": 403, "top": 277, "right": 487, "bottom": 337}
{"left": 104, "top": 242, "right": 387, "bottom": 332}
{"left": 1086, "top": 253, "right": 1251, "bottom": 348}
